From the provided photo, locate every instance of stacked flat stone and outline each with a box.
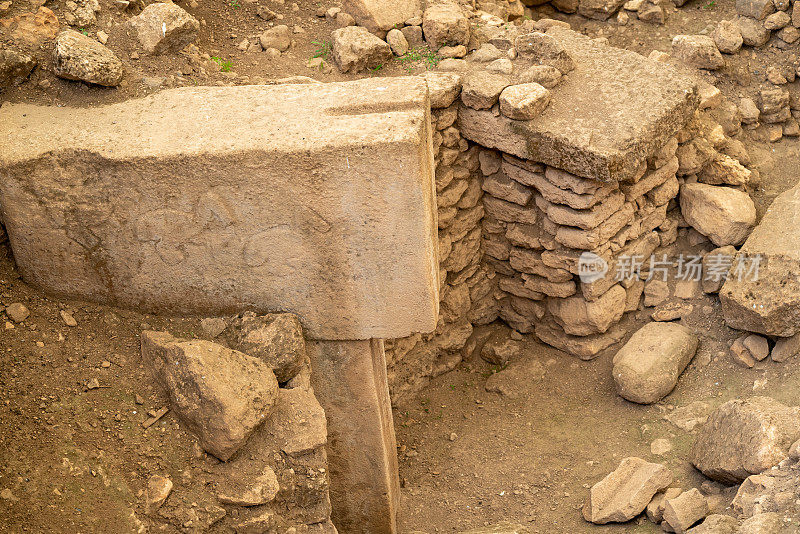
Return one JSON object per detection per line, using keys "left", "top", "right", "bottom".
{"left": 479, "top": 136, "right": 678, "bottom": 359}
{"left": 385, "top": 71, "right": 498, "bottom": 404}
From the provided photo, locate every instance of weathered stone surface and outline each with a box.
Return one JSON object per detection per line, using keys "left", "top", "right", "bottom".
{"left": 128, "top": 2, "right": 199, "bottom": 54}
{"left": 216, "top": 466, "right": 279, "bottom": 506}
{"left": 702, "top": 245, "right": 736, "bottom": 293}
{"left": 535, "top": 318, "right": 625, "bottom": 359}
{"left": 457, "top": 522, "right": 529, "bottom": 533}
{"left": 731, "top": 460, "right": 800, "bottom": 522}
{"left": 680, "top": 184, "right": 756, "bottom": 246}
{"left": 736, "top": 0, "right": 775, "bottom": 20}
{"left": 578, "top": 0, "right": 626, "bottom": 20}
{"left": 671, "top": 35, "right": 725, "bottom": 70}
{"left": 331, "top": 26, "right": 392, "bottom": 72}
{"left": 225, "top": 313, "right": 306, "bottom": 383}
{"left": 307, "top": 340, "right": 399, "bottom": 534}
{"left": 5, "top": 302, "right": 29, "bottom": 323}
{"left": 514, "top": 32, "right": 575, "bottom": 73}
{"left": 461, "top": 71, "right": 512, "bottom": 110}
{"left": 720, "top": 182, "right": 800, "bottom": 336}
{"left": 499, "top": 83, "right": 551, "bottom": 120}
{"left": 141, "top": 332, "right": 279, "bottom": 461}
{"left": 458, "top": 27, "right": 698, "bottom": 182}
{"left": 646, "top": 487, "right": 682, "bottom": 523}
{"left": 736, "top": 513, "right": 787, "bottom": 533}
{"left": 259, "top": 25, "right": 291, "bottom": 52}
{"left": 516, "top": 64, "right": 562, "bottom": 88}
{"left": 342, "top": 0, "right": 421, "bottom": 33}
{"left": 53, "top": 30, "right": 123, "bottom": 86}
{"left": 386, "top": 28, "right": 409, "bottom": 56}
{"left": 771, "top": 332, "right": 800, "bottom": 362}
{"left": 423, "top": 2, "right": 469, "bottom": 49}
{"left": 735, "top": 16, "right": 771, "bottom": 47}
{"left": 612, "top": 322, "right": 698, "bottom": 405}
{"left": 146, "top": 474, "right": 173, "bottom": 512}
{"left": 662, "top": 488, "right": 708, "bottom": 533}
{"left": 690, "top": 397, "right": 800, "bottom": 484}
{"left": 0, "top": 48, "right": 36, "bottom": 88}
{"left": 583, "top": 457, "right": 673, "bottom": 524}
{"left": 425, "top": 71, "right": 462, "bottom": 108}
{"left": 685, "top": 515, "right": 739, "bottom": 534}
{"left": 548, "top": 285, "right": 625, "bottom": 336}
{"left": 0, "top": 79, "right": 439, "bottom": 340}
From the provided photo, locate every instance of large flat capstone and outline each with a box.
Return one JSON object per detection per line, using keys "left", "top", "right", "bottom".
{"left": 458, "top": 27, "right": 699, "bottom": 182}
{"left": 0, "top": 78, "right": 439, "bottom": 340}
{"left": 720, "top": 181, "right": 800, "bottom": 337}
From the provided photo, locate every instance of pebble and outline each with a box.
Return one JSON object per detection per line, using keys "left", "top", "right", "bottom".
{"left": 5, "top": 302, "right": 30, "bottom": 323}
{"left": 60, "top": 310, "right": 77, "bottom": 327}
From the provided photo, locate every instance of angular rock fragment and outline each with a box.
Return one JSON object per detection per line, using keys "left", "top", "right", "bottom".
{"left": 514, "top": 32, "right": 575, "bottom": 73}
{"left": 646, "top": 487, "right": 682, "bottom": 523}
{"left": 423, "top": 3, "right": 469, "bottom": 49}
{"left": 128, "top": 2, "right": 199, "bottom": 54}
{"left": 685, "top": 514, "right": 739, "bottom": 534}
{"left": 720, "top": 182, "right": 800, "bottom": 336}
{"left": 671, "top": 35, "right": 724, "bottom": 70}
{"left": 690, "top": 396, "right": 800, "bottom": 484}
{"left": 331, "top": 26, "right": 392, "bottom": 72}
{"left": 679, "top": 184, "right": 756, "bottom": 246}
{"left": 662, "top": 488, "right": 708, "bottom": 533}
{"left": 499, "top": 83, "right": 551, "bottom": 120}
{"left": 612, "top": 322, "right": 698, "bottom": 404}
{"left": 53, "top": 30, "right": 123, "bottom": 86}
{"left": 141, "top": 331, "right": 279, "bottom": 461}
{"left": 461, "top": 71, "right": 512, "bottom": 110}
{"left": 425, "top": 71, "right": 462, "bottom": 108}
{"left": 342, "top": 0, "right": 421, "bottom": 33}
{"left": 583, "top": 457, "right": 673, "bottom": 524}
{"left": 225, "top": 313, "right": 306, "bottom": 384}
{"left": 0, "top": 48, "right": 36, "bottom": 88}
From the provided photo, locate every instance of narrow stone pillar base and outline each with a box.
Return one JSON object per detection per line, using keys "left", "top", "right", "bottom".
{"left": 306, "top": 339, "right": 399, "bottom": 534}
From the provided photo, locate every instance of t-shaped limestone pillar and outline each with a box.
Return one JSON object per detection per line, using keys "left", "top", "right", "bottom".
{"left": 0, "top": 77, "right": 439, "bottom": 533}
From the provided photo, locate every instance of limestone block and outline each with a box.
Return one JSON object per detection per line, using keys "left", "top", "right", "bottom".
{"left": 0, "top": 79, "right": 438, "bottom": 340}
{"left": 721, "top": 182, "right": 800, "bottom": 336}
{"left": 342, "top": 0, "right": 421, "bottom": 33}
{"left": 459, "top": 28, "right": 698, "bottom": 182}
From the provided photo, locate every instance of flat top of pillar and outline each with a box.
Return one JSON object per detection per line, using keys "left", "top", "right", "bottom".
{"left": 460, "top": 28, "right": 699, "bottom": 182}
{"left": 0, "top": 77, "right": 428, "bottom": 164}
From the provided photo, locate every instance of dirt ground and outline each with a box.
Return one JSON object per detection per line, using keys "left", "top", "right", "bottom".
{"left": 3, "top": 0, "right": 800, "bottom": 532}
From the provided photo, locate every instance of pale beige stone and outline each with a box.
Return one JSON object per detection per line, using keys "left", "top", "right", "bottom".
{"left": 0, "top": 79, "right": 438, "bottom": 341}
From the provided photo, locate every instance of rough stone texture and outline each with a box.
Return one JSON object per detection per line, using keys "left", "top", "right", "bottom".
{"left": 499, "top": 83, "right": 551, "bottom": 120}
{"left": 342, "top": 0, "right": 421, "bottom": 33}
{"left": 548, "top": 285, "right": 625, "bottom": 336}
{"left": 646, "top": 487, "right": 682, "bottom": 523}
{"left": 0, "top": 79, "right": 438, "bottom": 341}
{"left": 307, "top": 340, "right": 399, "bottom": 534}
{"left": 259, "top": 25, "right": 291, "bottom": 52}
{"left": 690, "top": 397, "right": 800, "bottom": 484}
{"left": 422, "top": 2, "right": 469, "bottom": 49}
{"left": 578, "top": 0, "right": 626, "bottom": 20}
{"left": 461, "top": 71, "right": 512, "bottom": 110}
{"left": 736, "top": 513, "right": 788, "bottom": 533}
{"left": 736, "top": 0, "right": 775, "bottom": 20}
{"left": 386, "top": 28, "right": 409, "bottom": 56}
{"left": 514, "top": 32, "right": 575, "bottom": 73}
{"left": 127, "top": 2, "right": 199, "bottom": 54}
{"left": 685, "top": 515, "right": 739, "bottom": 534}
{"left": 731, "top": 459, "right": 800, "bottom": 522}
{"left": 141, "top": 332, "right": 279, "bottom": 461}
{"left": 735, "top": 16, "right": 772, "bottom": 47}
{"left": 52, "top": 30, "right": 123, "bottom": 86}
{"left": 772, "top": 332, "right": 800, "bottom": 362}
{"left": 331, "top": 26, "right": 392, "bottom": 72}
{"left": 424, "top": 71, "right": 462, "bottom": 108}
{"left": 662, "top": 488, "right": 708, "bottom": 533}
{"left": 225, "top": 313, "right": 306, "bottom": 383}
{"left": 612, "top": 322, "right": 699, "bottom": 405}
{"left": 720, "top": 182, "right": 800, "bottom": 337}
{"left": 0, "top": 48, "right": 36, "bottom": 88}
{"left": 583, "top": 457, "right": 673, "bottom": 524}
{"left": 459, "top": 27, "right": 698, "bottom": 182}
{"left": 516, "top": 64, "right": 562, "bottom": 88}
{"left": 671, "top": 35, "right": 725, "bottom": 70}
{"left": 679, "top": 183, "right": 756, "bottom": 246}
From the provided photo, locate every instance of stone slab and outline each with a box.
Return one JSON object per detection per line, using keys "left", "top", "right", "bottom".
{"left": 721, "top": 181, "right": 800, "bottom": 336}
{"left": 307, "top": 339, "right": 399, "bottom": 534}
{"left": 0, "top": 78, "right": 439, "bottom": 340}
{"left": 458, "top": 27, "right": 699, "bottom": 182}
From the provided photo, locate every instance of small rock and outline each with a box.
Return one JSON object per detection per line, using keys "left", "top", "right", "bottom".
{"left": 128, "top": 2, "right": 200, "bottom": 54}
{"left": 743, "top": 334, "right": 769, "bottom": 361}
{"left": 200, "top": 317, "right": 227, "bottom": 338}
{"left": 771, "top": 332, "right": 800, "bottom": 362}
{"left": 713, "top": 19, "right": 744, "bottom": 54}
{"left": 665, "top": 401, "right": 710, "bottom": 432}
{"left": 516, "top": 64, "right": 562, "bottom": 88}
{"left": 736, "top": 512, "right": 784, "bottom": 533}
{"left": 514, "top": 32, "right": 575, "bottom": 74}
{"left": 671, "top": 35, "right": 724, "bottom": 70}
{"left": 643, "top": 279, "right": 669, "bottom": 307}
{"left": 685, "top": 514, "right": 740, "bottom": 533}
{"left": 146, "top": 474, "right": 173, "bottom": 511}
{"left": 690, "top": 396, "right": 800, "bottom": 483}
{"left": 424, "top": 71, "right": 462, "bottom": 108}
{"left": 651, "top": 302, "right": 693, "bottom": 322}
{"left": 764, "top": 9, "right": 791, "bottom": 29}
{"left": 612, "top": 322, "right": 699, "bottom": 404}
{"left": 386, "top": 28, "right": 408, "bottom": 56}
{"left": 422, "top": 2, "right": 469, "bottom": 49}
{"left": 646, "top": 487, "right": 682, "bottom": 523}
{"left": 485, "top": 57, "right": 512, "bottom": 75}
{"left": 225, "top": 313, "right": 306, "bottom": 384}
{"left": 702, "top": 246, "right": 737, "bottom": 294}
{"left": 259, "top": 25, "right": 290, "bottom": 52}
{"left": 53, "top": 30, "right": 124, "bottom": 86}
{"left": 86, "top": 377, "right": 100, "bottom": 389}
{"left": 583, "top": 457, "right": 673, "bottom": 524}
{"left": 662, "top": 488, "right": 708, "bottom": 533}
{"left": 679, "top": 183, "right": 756, "bottom": 247}
{"left": 0, "top": 48, "right": 36, "bottom": 88}
{"left": 217, "top": 466, "right": 279, "bottom": 506}
{"left": 5, "top": 302, "right": 29, "bottom": 323}
{"left": 651, "top": 438, "right": 673, "bottom": 456}
{"left": 735, "top": 15, "right": 771, "bottom": 47}
{"left": 60, "top": 310, "right": 77, "bottom": 327}
{"left": 498, "top": 83, "right": 550, "bottom": 120}
{"left": 460, "top": 71, "right": 511, "bottom": 110}
{"left": 481, "top": 329, "right": 523, "bottom": 365}
{"left": 331, "top": 26, "right": 392, "bottom": 73}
